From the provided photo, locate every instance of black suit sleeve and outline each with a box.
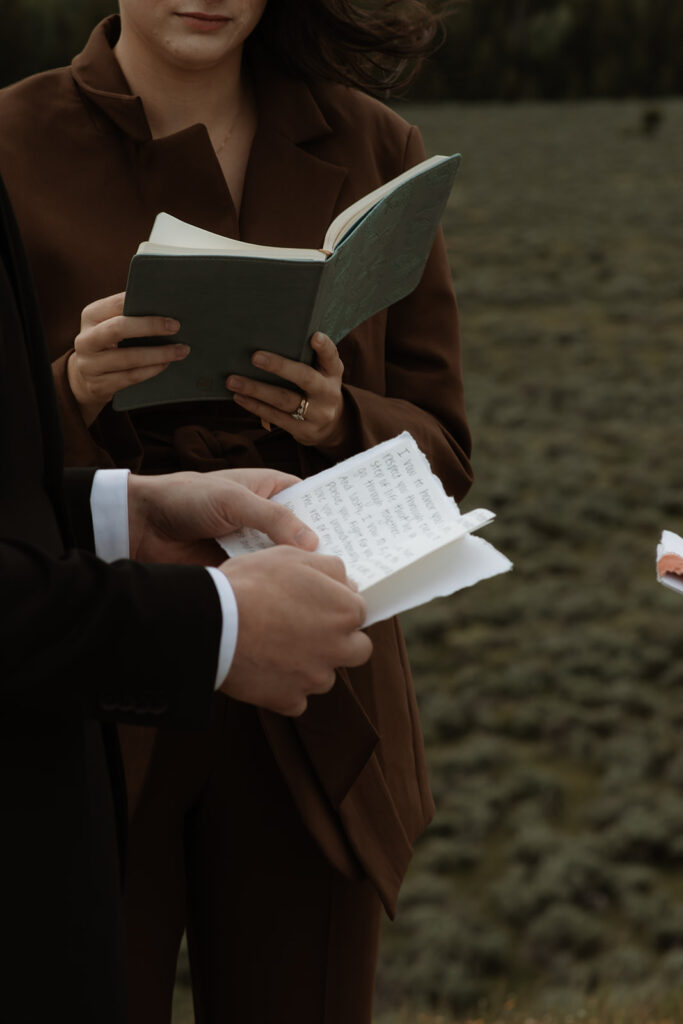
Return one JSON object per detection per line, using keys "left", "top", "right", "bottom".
{"left": 1, "top": 539, "right": 221, "bottom": 727}
{"left": 63, "top": 467, "right": 97, "bottom": 551}
{"left": 0, "top": 172, "right": 222, "bottom": 730}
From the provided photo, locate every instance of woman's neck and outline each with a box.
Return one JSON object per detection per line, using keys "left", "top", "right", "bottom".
{"left": 114, "top": 29, "right": 248, "bottom": 143}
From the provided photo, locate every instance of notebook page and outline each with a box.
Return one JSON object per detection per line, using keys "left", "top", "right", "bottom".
{"left": 220, "top": 433, "right": 469, "bottom": 589}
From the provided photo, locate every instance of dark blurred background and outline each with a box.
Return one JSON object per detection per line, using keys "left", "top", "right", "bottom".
{"left": 3, "top": 0, "right": 683, "bottom": 99}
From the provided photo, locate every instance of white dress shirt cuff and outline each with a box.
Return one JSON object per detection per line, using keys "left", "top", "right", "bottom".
{"left": 90, "top": 468, "right": 131, "bottom": 561}
{"left": 205, "top": 567, "right": 239, "bottom": 688}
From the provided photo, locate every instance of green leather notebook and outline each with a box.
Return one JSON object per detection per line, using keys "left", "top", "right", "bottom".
{"left": 113, "top": 153, "right": 460, "bottom": 412}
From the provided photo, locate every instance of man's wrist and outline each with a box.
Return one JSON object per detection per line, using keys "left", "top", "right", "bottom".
{"left": 127, "top": 473, "right": 159, "bottom": 559}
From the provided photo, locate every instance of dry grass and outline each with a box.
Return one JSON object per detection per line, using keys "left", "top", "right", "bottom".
{"left": 172, "top": 95, "right": 683, "bottom": 1022}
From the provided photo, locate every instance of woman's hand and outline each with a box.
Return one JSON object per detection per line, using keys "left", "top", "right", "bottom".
{"left": 66, "top": 292, "right": 190, "bottom": 426}
{"left": 226, "top": 332, "right": 349, "bottom": 449}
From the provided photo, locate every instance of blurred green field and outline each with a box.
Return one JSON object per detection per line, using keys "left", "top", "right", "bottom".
{"left": 173, "top": 97, "right": 683, "bottom": 1021}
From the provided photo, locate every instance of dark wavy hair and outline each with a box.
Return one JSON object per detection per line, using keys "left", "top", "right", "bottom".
{"left": 249, "top": 0, "right": 454, "bottom": 96}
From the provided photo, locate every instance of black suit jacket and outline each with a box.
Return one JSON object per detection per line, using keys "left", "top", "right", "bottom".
{"left": 0, "top": 175, "right": 221, "bottom": 1023}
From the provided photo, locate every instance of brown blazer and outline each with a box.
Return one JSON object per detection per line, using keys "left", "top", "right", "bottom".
{"left": 0, "top": 16, "right": 472, "bottom": 916}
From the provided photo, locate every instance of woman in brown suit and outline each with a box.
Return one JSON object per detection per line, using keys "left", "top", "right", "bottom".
{"left": 0, "top": 2, "right": 472, "bottom": 1022}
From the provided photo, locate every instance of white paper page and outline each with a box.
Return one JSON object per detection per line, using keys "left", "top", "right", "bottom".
{"left": 220, "top": 433, "right": 468, "bottom": 590}
{"left": 656, "top": 529, "right": 683, "bottom": 594}
{"left": 142, "top": 212, "right": 325, "bottom": 262}
{"left": 362, "top": 533, "right": 512, "bottom": 627}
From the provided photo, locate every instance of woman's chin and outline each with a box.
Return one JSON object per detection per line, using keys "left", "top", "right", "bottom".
{"left": 161, "top": 33, "right": 243, "bottom": 72}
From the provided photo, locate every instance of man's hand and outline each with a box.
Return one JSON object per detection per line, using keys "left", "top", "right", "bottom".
{"left": 219, "top": 547, "right": 373, "bottom": 716}
{"left": 128, "top": 468, "right": 317, "bottom": 565}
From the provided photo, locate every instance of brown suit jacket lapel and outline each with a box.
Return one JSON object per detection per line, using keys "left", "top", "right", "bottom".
{"left": 240, "top": 126, "right": 347, "bottom": 249}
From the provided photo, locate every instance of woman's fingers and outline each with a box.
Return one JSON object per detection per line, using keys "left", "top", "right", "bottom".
{"left": 68, "top": 291, "right": 188, "bottom": 424}
{"left": 248, "top": 350, "right": 319, "bottom": 391}
{"left": 80, "top": 291, "right": 126, "bottom": 328}
{"left": 231, "top": 391, "right": 300, "bottom": 431}
{"left": 227, "top": 373, "right": 302, "bottom": 414}
{"left": 78, "top": 340, "right": 190, "bottom": 375}
{"left": 310, "top": 332, "right": 343, "bottom": 375}
{"left": 83, "top": 361, "right": 178, "bottom": 396}
{"left": 243, "top": 332, "right": 341, "bottom": 391}
{"left": 225, "top": 333, "right": 342, "bottom": 411}
{"left": 75, "top": 355, "right": 190, "bottom": 398}
{"left": 225, "top": 332, "right": 346, "bottom": 445}
{"left": 76, "top": 314, "right": 181, "bottom": 354}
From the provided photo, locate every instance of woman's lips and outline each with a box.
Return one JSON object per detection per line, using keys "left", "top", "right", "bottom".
{"left": 176, "top": 12, "right": 231, "bottom": 31}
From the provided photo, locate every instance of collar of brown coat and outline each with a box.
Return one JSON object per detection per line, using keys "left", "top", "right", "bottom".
{"left": 70, "top": 15, "right": 349, "bottom": 249}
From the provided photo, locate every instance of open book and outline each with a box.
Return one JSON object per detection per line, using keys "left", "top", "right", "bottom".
{"left": 218, "top": 432, "right": 512, "bottom": 627}
{"left": 113, "top": 154, "right": 460, "bottom": 412}
{"left": 657, "top": 530, "right": 683, "bottom": 594}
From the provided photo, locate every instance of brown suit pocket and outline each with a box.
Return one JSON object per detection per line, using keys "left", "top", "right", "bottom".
{"left": 293, "top": 672, "right": 379, "bottom": 806}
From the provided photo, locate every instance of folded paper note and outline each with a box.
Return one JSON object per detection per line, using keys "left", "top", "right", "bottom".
{"left": 218, "top": 432, "right": 512, "bottom": 627}
{"left": 657, "top": 529, "right": 683, "bottom": 594}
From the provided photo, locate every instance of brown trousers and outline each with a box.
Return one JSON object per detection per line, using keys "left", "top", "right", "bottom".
{"left": 120, "top": 695, "right": 382, "bottom": 1024}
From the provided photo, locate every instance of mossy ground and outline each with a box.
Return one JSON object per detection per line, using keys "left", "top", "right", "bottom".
{"left": 173, "top": 97, "right": 683, "bottom": 1022}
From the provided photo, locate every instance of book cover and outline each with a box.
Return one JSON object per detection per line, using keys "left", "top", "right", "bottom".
{"left": 113, "top": 154, "right": 460, "bottom": 411}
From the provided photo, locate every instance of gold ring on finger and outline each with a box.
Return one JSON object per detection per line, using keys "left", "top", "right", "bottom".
{"left": 291, "top": 397, "right": 309, "bottom": 422}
